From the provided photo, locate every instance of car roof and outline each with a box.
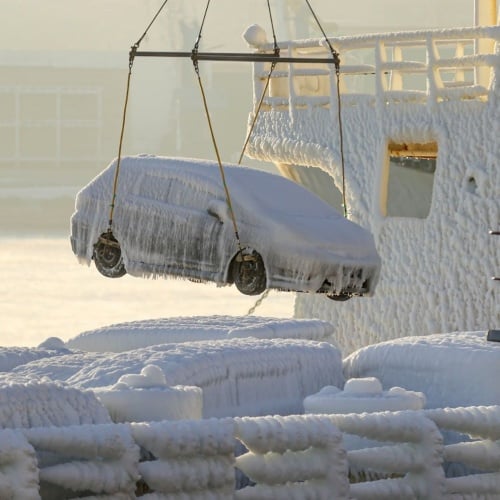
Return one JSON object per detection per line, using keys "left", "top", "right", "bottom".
{"left": 97, "top": 155, "right": 342, "bottom": 219}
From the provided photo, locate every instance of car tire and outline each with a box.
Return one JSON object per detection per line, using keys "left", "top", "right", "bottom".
{"left": 232, "top": 249, "right": 267, "bottom": 296}
{"left": 93, "top": 232, "right": 127, "bottom": 278}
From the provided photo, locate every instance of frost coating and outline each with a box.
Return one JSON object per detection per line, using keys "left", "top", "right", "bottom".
{"left": 132, "top": 419, "right": 235, "bottom": 497}
{"left": 234, "top": 414, "right": 349, "bottom": 499}
{"left": 0, "top": 429, "right": 38, "bottom": 500}
{"left": 25, "top": 423, "right": 140, "bottom": 497}
{"left": 70, "top": 155, "right": 380, "bottom": 298}
{"left": 0, "top": 379, "right": 110, "bottom": 429}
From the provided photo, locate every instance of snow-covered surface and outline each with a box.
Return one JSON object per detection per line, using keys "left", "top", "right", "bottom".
{"left": 5, "top": 336, "right": 343, "bottom": 418}
{"left": 245, "top": 25, "right": 500, "bottom": 354}
{"left": 0, "top": 320, "right": 498, "bottom": 496}
{"left": 67, "top": 315, "right": 336, "bottom": 352}
{"left": 71, "top": 155, "right": 380, "bottom": 296}
{"left": 344, "top": 331, "right": 500, "bottom": 409}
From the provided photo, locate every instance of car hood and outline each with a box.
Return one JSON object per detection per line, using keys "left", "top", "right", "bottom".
{"left": 225, "top": 170, "right": 379, "bottom": 263}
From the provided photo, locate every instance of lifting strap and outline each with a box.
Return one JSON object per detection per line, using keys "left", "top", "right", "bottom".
{"left": 106, "top": 0, "right": 171, "bottom": 233}
{"left": 192, "top": 0, "right": 244, "bottom": 257}
{"left": 305, "top": 0, "right": 348, "bottom": 217}
{"left": 192, "top": 0, "right": 282, "bottom": 258}
{"left": 238, "top": 0, "right": 279, "bottom": 165}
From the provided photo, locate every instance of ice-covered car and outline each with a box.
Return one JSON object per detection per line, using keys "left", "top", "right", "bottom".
{"left": 70, "top": 155, "right": 381, "bottom": 300}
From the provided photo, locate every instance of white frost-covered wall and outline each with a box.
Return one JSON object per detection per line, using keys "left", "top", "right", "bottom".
{"left": 245, "top": 25, "right": 500, "bottom": 353}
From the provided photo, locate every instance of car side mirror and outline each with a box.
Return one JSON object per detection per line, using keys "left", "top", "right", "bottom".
{"left": 207, "top": 200, "right": 228, "bottom": 223}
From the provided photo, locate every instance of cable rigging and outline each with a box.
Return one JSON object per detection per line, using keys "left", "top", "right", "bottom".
{"left": 101, "top": 0, "right": 348, "bottom": 307}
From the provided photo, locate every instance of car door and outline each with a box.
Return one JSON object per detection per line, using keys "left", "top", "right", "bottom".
{"left": 161, "top": 177, "right": 227, "bottom": 280}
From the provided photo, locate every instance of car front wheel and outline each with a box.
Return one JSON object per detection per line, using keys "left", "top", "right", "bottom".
{"left": 93, "top": 232, "right": 127, "bottom": 278}
{"left": 232, "top": 249, "right": 266, "bottom": 296}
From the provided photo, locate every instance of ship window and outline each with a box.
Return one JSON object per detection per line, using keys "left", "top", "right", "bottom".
{"left": 381, "top": 141, "right": 437, "bottom": 218}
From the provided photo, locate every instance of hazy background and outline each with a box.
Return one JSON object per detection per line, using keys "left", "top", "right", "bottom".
{"left": 0, "top": 0, "right": 477, "bottom": 346}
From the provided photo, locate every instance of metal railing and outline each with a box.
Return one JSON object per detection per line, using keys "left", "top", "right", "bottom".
{"left": 247, "top": 25, "right": 500, "bottom": 115}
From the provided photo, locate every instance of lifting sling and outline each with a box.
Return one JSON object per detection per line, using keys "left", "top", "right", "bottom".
{"left": 103, "top": 0, "right": 349, "bottom": 307}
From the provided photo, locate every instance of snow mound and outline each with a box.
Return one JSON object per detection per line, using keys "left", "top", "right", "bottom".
{"left": 66, "top": 315, "right": 335, "bottom": 353}
{"left": 344, "top": 331, "right": 500, "bottom": 409}
{"left": 12, "top": 338, "right": 343, "bottom": 419}
{"left": 0, "top": 379, "right": 111, "bottom": 429}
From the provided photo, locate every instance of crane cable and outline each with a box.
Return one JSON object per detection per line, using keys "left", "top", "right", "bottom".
{"left": 192, "top": 0, "right": 244, "bottom": 257}
{"left": 246, "top": 0, "right": 344, "bottom": 315}
{"left": 238, "top": 0, "right": 279, "bottom": 165}
{"left": 106, "top": 0, "right": 171, "bottom": 235}
{"left": 304, "top": 0, "right": 348, "bottom": 218}
{"left": 192, "top": 0, "right": 281, "bottom": 260}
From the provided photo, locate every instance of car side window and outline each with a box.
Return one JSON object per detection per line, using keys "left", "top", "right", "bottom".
{"left": 129, "top": 171, "right": 223, "bottom": 212}
{"left": 167, "top": 178, "right": 222, "bottom": 212}
{"left": 129, "top": 173, "right": 174, "bottom": 203}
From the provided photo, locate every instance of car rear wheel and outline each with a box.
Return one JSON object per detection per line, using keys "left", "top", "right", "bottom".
{"left": 326, "top": 293, "right": 352, "bottom": 301}
{"left": 232, "top": 249, "right": 266, "bottom": 296}
{"left": 93, "top": 232, "right": 127, "bottom": 278}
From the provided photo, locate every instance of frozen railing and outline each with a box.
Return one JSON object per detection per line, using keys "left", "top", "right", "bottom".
{"left": 234, "top": 414, "right": 349, "bottom": 499}
{"left": 131, "top": 418, "right": 236, "bottom": 498}
{"left": 329, "top": 411, "right": 445, "bottom": 499}
{"left": 24, "top": 423, "right": 140, "bottom": 498}
{"left": 425, "top": 406, "right": 500, "bottom": 498}
{"left": 246, "top": 25, "right": 500, "bottom": 112}
{"left": 2, "top": 407, "right": 500, "bottom": 498}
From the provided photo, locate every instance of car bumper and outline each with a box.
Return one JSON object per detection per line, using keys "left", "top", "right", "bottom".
{"left": 267, "top": 250, "right": 381, "bottom": 297}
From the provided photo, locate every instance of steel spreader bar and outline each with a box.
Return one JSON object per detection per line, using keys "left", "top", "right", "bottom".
{"left": 135, "top": 50, "right": 336, "bottom": 64}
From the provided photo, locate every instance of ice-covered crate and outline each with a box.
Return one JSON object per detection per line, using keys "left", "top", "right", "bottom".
{"left": 344, "top": 331, "right": 500, "bottom": 409}
{"left": 70, "top": 154, "right": 380, "bottom": 300}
